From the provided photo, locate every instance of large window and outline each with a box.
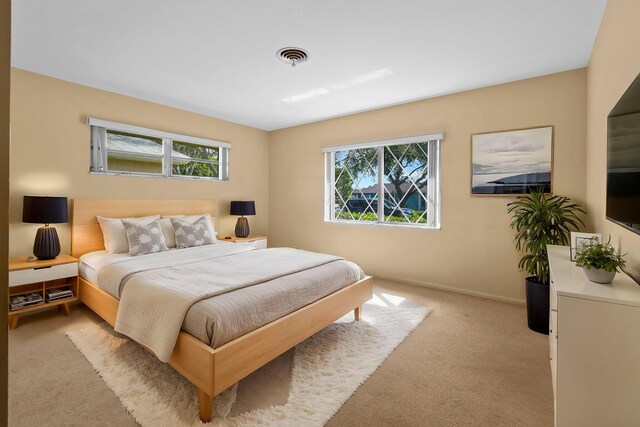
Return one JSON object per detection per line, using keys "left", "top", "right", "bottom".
{"left": 89, "top": 118, "right": 229, "bottom": 181}
{"left": 323, "top": 133, "right": 442, "bottom": 228}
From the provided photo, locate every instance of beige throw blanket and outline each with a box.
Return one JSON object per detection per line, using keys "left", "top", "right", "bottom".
{"left": 114, "top": 248, "right": 342, "bottom": 362}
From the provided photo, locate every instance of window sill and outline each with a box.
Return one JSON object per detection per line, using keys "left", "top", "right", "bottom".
{"left": 89, "top": 171, "right": 228, "bottom": 182}
{"left": 324, "top": 219, "right": 440, "bottom": 230}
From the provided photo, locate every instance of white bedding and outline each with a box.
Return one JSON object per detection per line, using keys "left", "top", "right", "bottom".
{"left": 87, "top": 243, "right": 247, "bottom": 298}
{"left": 79, "top": 245, "right": 236, "bottom": 288}
{"left": 79, "top": 244, "right": 239, "bottom": 291}
{"left": 79, "top": 244, "right": 362, "bottom": 362}
{"left": 78, "top": 262, "right": 98, "bottom": 284}
{"left": 119, "top": 248, "right": 344, "bottom": 361}
{"left": 80, "top": 241, "right": 236, "bottom": 272}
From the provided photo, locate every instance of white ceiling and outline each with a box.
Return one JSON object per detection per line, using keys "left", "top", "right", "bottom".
{"left": 12, "top": 1, "right": 606, "bottom": 131}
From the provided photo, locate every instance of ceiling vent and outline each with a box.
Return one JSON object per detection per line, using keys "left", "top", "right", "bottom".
{"left": 276, "top": 47, "right": 309, "bottom": 67}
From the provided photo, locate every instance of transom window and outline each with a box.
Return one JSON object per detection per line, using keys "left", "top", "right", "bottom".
{"left": 89, "top": 118, "right": 230, "bottom": 181}
{"left": 323, "top": 133, "right": 443, "bottom": 228}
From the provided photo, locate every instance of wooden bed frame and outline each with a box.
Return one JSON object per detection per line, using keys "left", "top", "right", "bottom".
{"left": 71, "top": 199, "right": 373, "bottom": 422}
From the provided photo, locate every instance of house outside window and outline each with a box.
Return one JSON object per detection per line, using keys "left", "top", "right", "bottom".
{"left": 323, "top": 133, "right": 443, "bottom": 228}
{"left": 89, "top": 118, "right": 230, "bottom": 181}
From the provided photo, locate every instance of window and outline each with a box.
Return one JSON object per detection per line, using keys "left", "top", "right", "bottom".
{"left": 105, "top": 131, "right": 164, "bottom": 175}
{"left": 89, "top": 118, "right": 229, "bottom": 181}
{"left": 323, "top": 133, "right": 443, "bottom": 228}
{"left": 171, "top": 140, "right": 220, "bottom": 178}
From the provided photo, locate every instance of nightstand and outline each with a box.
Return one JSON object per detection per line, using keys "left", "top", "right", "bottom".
{"left": 218, "top": 235, "right": 267, "bottom": 249}
{"left": 8, "top": 254, "right": 79, "bottom": 329}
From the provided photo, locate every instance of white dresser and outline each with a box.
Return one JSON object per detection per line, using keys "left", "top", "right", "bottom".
{"left": 547, "top": 245, "right": 640, "bottom": 427}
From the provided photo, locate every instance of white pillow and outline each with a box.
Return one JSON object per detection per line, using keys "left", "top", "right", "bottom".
{"left": 97, "top": 215, "right": 161, "bottom": 254}
{"left": 158, "top": 218, "right": 178, "bottom": 249}
{"left": 161, "top": 214, "right": 217, "bottom": 248}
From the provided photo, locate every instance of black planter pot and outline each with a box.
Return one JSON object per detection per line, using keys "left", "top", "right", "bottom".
{"left": 525, "top": 277, "right": 549, "bottom": 335}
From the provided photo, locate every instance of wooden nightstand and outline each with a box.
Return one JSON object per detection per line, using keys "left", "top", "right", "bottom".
{"left": 218, "top": 235, "right": 267, "bottom": 249}
{"left": 8, "top": 254, "right": 79, "bottom": 329}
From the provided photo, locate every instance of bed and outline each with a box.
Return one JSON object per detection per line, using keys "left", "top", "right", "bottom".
{"left": 71, "top": 199, "right": 373, "bottom": 422}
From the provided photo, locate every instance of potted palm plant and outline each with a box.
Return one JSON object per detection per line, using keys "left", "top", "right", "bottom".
{"left": 575, "top": 239, "right": 626, "bottom": 284}
{"left": 507, "top": 190, "right": 585, "bottom": 334}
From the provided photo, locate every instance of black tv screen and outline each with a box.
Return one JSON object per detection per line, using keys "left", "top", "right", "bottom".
{"left": 607, "top": 72, "right": 640, "bottom": 234}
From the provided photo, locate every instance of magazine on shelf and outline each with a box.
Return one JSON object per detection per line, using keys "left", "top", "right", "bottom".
{"left": 48, "top": 293, "right": 73, "bottom": 301}
{"left": 45, "top": 287, "right": 73, "bottom": 302}
{"left": 10, "top": 292, "right": 44, "bottom": 311}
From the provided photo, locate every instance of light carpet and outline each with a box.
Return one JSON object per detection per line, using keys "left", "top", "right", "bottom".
{"left": 66, "top": 304, "right": 430, "bottom": 427}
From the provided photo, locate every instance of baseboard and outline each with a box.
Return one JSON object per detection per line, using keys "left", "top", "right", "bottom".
{"left": 374, "top": 274, "right": 526, "bottom": 306}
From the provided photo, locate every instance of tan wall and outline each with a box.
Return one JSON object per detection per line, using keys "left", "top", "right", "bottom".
{"left": 270, "top": 70, "right": 587, "bottom": 303}
{"left": 9, "top": 69, "right": 270, "bottom": 257}
{"left": 10, "top": 60, "right": 591, "bottom": 302}
{"left": 0, "top": 0, "right": 10, "bottom": 422}
{"left": 586, "top": 0, "right": 640, "bottom": 280}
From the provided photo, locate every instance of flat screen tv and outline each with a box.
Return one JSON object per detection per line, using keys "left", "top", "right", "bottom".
{"left": 607, "top": 72, "right": 640, "bottom": 234}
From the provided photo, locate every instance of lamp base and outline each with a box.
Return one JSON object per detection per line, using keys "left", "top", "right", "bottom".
{"left": 234, "top": 216, "right": 250, "bottom": 238}
{"left": 33, "top": 226, "right": 61, "bottom": 260}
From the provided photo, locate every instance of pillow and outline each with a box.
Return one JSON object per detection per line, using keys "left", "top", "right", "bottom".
{"left": 97, "top": 215, "right": 161, "bottom": 253}
{"left": 122, "top": 219, "right": 168, "bottom": 256}
{"left": 161, "top": 214, "right": 217, "bottom": 248}
{"left": 170, "top": 217, "right": 215, "bottom": 249}
{"left": 158, "top": 218, "right": 178, "bottom": 248}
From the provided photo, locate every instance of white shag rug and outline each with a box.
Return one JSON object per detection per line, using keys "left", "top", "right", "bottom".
{"left": 67, "top": 304, "right": 430, "bottom": 427}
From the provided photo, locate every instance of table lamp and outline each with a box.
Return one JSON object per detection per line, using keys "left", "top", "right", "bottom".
{"left": 230, "top": 201, "right": 255, "bottom": 238}
{"left": 22, "top": 195, "right": 68, "bottom": 260}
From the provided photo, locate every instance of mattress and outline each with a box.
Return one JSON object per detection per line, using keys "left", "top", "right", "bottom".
{"left": 79, "top": 245, "right": 364, "bottom": 348}
{"left": 79, "top": 261, "right": 98, "bottom": 284}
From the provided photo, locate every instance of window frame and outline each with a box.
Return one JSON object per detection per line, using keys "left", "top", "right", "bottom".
{"left": 88, "top": 118, "right": 230, "bottom": 181}
{"left": 323, "top": 133, "right": 443, "bottom": 229}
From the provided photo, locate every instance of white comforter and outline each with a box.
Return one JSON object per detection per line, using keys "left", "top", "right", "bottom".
{"left": 103, "top": 246, "right": 343, "bottom": 362}
{"left": 95, "top": 243, "right": 253, "bottom": 298}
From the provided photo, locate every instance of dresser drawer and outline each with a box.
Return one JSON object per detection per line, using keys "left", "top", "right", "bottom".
{"left": 549, "top": 309, "right": 558, "bottom": 359}
{"left": 550, "top": 279, "right": 557, "bottom": 312}
{"left": 9, "top": 262, "right": 78, "bottom": 286}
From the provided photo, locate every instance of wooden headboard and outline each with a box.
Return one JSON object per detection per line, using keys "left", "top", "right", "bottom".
{"left": 71, "top": 199, "right": 216, "bottom": 258}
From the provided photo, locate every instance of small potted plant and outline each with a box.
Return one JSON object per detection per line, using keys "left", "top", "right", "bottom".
{"left": 575, "top": 239, "right": 626, "bottom": 284}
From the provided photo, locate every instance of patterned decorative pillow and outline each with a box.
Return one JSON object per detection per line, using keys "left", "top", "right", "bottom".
{"left": 121, "top": 220, "right": 169, "bottom": 256}
{"left": 97, "top": 215, "right": 160, "bottom": 253}
{"left": 170, "top": 216, "right": 215, "bottom": 248}
{"left": 159, "top": 214, "right": 217, "bottom": 248}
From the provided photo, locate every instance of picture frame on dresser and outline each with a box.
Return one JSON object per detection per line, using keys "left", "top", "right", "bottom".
{"left": 569, "top": 232, "right": 602, "bottom": 261}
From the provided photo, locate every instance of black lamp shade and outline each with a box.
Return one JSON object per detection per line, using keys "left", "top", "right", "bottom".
{"left": 230, "top": 201, "right": 256, "bottom": 216}
{"left": 23, "top": 196, "right": 68, "bottom": 224}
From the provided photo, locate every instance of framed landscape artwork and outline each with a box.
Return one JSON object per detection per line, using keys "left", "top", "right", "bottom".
{"left": 471, "top": 126, "right": 554, "bottom": 195}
